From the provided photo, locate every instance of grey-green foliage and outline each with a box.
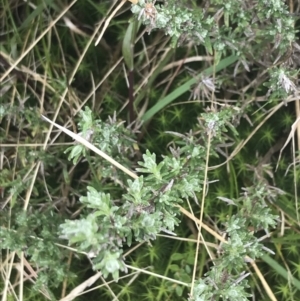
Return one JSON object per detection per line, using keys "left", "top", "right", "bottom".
{"left": 65, "top": 107, "right": 136, "bottom": 179}
{"left": 60, "top": 108, "right": 238, "bottom": 280}
{"left": 131, "top": 0, "right": 295, "bottom": 54}
{"left": 190, "top": 185, "right": 279, "bottom": 301}
{"left": 265, "top": 66, "right": 299, "bottom": 100}
{"left": 131, "top": 0, "right": 213, "bottom": 47}
{"left": 192, "top": 277, "right": 251, "bottom": 301}
{"left": 60, "top": 106, "right": 279, "bottom": 299}
{"left": 0, "top": 211, "right": 69, "bottom": 293}
{"left": 60, "top": 141, "right": 206, "bottom": 279}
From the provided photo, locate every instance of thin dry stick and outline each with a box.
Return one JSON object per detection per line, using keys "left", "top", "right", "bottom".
{"left": 177, "top": 205, "right": 225, "bottom": 242}
{"left": 123, "top": 242, "right": 145, "bottom": 257}
{"left": 125, "top": 265, "right": 190, "bottom": 287}
{"left": 162, "top": 56, "right": 214, "bottom": 72}
{"left": 23, "top": 163, "right": 40, "bottom": 211}
{"left": 59, "top": 272, "right": 102, "bottom": 301}
{"left": 95, "top": 0, "right": 127, "bottom": 46}
{"left": 186, "top": 198, "right": 215, "bottom": 260}
{"left": 18, "top": 163, "right": 41, "bottom": 300}
{"left": 1, "top": 252, "right": 16, "bottom": 301}
{"left": 250, "top": 260, "right": 277, "bottom": 301}
{"left": 190, "top": 134, "right": 211, "bottom": 296}
{"left": 77, "top": 271, "right": 140, "bottom": 296}
{"left": 41, "top": 116, "right": 138, "bottom": 179}
{"left": 0, "top": 143, "right": 74, "bottom": 147}
{"left": 157, "top": 234, "right": 218, "bottom": 248}
{"left": 296, "top": 95, "right": 300, "bottom": 153}
{"left": 19, "top": 252, "right": 24, "bottom": 301}
{"left": 99, "top": 275, "right": 119, "bottom": 301}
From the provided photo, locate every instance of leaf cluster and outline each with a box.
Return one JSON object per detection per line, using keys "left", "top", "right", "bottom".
{"left": 131, "top": 0, "right": 295, "bottom": 56}
{"left": 0, "top": 211, "right": 70, "bottom": 290}
{"left": 191, "top": 185, "right": 279, "bottom": 301}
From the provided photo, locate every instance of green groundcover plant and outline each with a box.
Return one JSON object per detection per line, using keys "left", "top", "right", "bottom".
{"left": 59, "top": 107, "right": 280, "bottom": 301}
{"left": 1, "top": 0, "right": 300, "bottom": 300}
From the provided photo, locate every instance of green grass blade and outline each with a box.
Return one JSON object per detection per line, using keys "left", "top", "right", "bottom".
{"left": 122, "top": 19, "right": 139, "bottom": 71}
{"left": 262, "top": 254, "right": 300, "bottom": 290}
{"left": 20, "top": 0, "right": 60, "bottom": 30}
{"left": 141, "top": 55, "right": 239, "bottom": 122}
